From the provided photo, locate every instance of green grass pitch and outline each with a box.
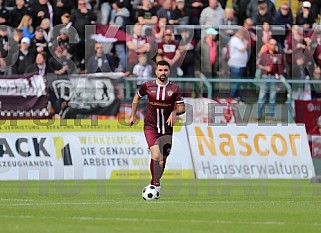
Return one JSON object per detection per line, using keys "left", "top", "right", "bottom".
{"left": 0, "top": 179, "right": 321, "bottom": 233}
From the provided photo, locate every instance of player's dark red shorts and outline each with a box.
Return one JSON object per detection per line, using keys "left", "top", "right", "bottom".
{"left": 144, "top": 126, "right": 172, "bottom": 156}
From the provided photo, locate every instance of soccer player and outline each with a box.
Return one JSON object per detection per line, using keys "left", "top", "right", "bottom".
{"left": 129, "top": 60, "right": 185, "bottom": 197}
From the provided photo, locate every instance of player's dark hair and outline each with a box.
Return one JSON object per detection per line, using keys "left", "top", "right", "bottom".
{"left": 157, "top": 60, "right": 170, "bottom": 68}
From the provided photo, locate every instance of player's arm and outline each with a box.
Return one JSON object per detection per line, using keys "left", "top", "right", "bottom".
{"left": 129, "top": 93, "right": 142, "bottom": 126}
{"left": 166, "top": 102, "right": 185, "bottom": 127}
{"left": 175, "top": 102, "right": 185, "bottom": 115}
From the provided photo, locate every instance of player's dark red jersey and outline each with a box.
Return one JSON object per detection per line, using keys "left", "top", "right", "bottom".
{"left": 138, "top": 80, "right": 184, "bottom": 135}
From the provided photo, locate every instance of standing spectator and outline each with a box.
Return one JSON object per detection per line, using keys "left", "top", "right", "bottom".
{"left": 220, "top": 7, "right": 237, "bottom": 55}
{"left": 190, "top": 0, "right": 204, "bottom": 26}
{"left": 47, "top": 45, "right": 73, "bottom": 118}
{"left": 0, "top": 26, "right": 8, "bottom": 59}
{"left": 10, "top": 0, "right": 30, "bottom": 28}
{"left": 196, "top": 28, "right": 219, "bottom": 78}
{"left": 137, "top": 0, "right": 158, "bottom": 26}
{"left": 303, "top": 29, "right": 319, "bottom": 73}
{"left": 257, "top": 21, "right": 272, "bottom": 55}
{"left": 116, "top": 0, "right": 133, "bottom": 22}
{"left": 157, "top": 0, "right": 179, "bottom": 26}
{"left": 296, "top": 1, "right": 315, "bottom": 29}
{"left": 273, "top": 3, "right": 293, "bottom": 27}
{"left": 284, "top": 25, "right": 305, "bottom": 76}
{"left": 0, "top": 26, "right": 8, "bottom": 75}
{"left": 311, "top": 0, "right": 321, "bottom": 20}
{"left": 51, "top": 0, "right": 73, "bottom": 26}
{"left": 174, "top": 0, "right": 192, "bottom": 25}
{"left": 30, "top": 0, "right": 54, "bottom": 29}
{"left": 86, "top": 42, "right": 115, "bottom": 73}
{"left": 228, "top": 29, "right": 248, "bottom": 102}
{"left": 71, "top": 0, "right": 98, "bottom": 38}
{"left": 98, "top": 0, "right": 116, "bottom": 25}
{"left": 132, "top": 53, "right": 153, "bottom": 90}
{"left": 154, "top": 17, "right": 167, "bottom": 43}
{"left": 56, "top": 27, "right": 76, "bottom": 62}
{"left": 71, "top": 0, "right": 97, "bottom": 70}
{"left": 50, "top": 12, "right": 72, "bottom": 40}
{"left": 110, "top": 0, "right": 130, "bottom": 71}
{"left": 29, "top": 26, "right": 48, "bottom": 55}
{"left": 257, "top": 38, "right": 284, "bottom": 121}
{"left": 60, "top": 11, "right": 71, "bottom": 26}
{"left": 0, "top": 0, "right": 10, "bottom": 26}
{"left": 190, "top": 0, "right": 204, "bottom": 40}
{"left": 246, "top": 0, "right": 275, "bottom": 20}
{"left": 110, "top": 1, "right": 130, "bottom": 32}
{"left": 178, "top": 28, "right": 195, "bottom": 77}
{"left": 17, "top": 15, "right": 34, "bottom": 39}
{"left": 307, "top": 31, "right": 321, "bottom": 68}
{"left": 312, "top": 66, "right": 321, "bottom": 99}
{"left": 234, "top": 0, "right": 250, "bottom": 25}
{"left": 195, "top": 28, "right": 219, "bottom": 96}
{"left": 157, "top": 28, "right": 181, "bottom": 76}
{"left": 47, "top": 45, "right": 72, "bottom": 76}
{"left": 178, "top": 28, "right": 196, "bottom": 96}
{"left": 39, "top": 17, "right": 51, "bottom": 42}
{"left": 291, "top": 56, "right": 311, "bottom": 100}
{"left": 244, "top": 18, "right": 256, "bottom": 79}
{"left": 225, "top": 7, "right": 236, "bottom": 26}
{"left": 25, "top": 51, "right": 48, "bottom": 75}
{"left": 126, "top": 23, "right": 150, "bottom": 73}
{"left": 273, "top": 3, "right": 293, "bottom": 53}
{"left": 253, "top": 1, "right": 273, "bottom": 25}
{"left": 6, "top": 28, "right": 23, "bottom": 68}
{"left": 312, "top": 32, "right": 321, "bottom": 68}
{"left": 12, "top": 37, "right": 36, "bottom": 74}
{"left": 199, "top": 0, "right": 226, "bottom": 37}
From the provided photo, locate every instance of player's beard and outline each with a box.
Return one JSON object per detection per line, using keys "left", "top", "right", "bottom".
{"left": 158, "top": 75, "right": 167, "bottom": 82}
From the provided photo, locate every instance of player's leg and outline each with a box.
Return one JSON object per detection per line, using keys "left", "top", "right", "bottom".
{"left": 144, "top": 128, "right": 172, "bottom": 186}
{"left": 149, "top": 144, "right": 163, "bottom": 187}
{"left": 149, "top": 146, "right": 168, "bottom": 198}
{"left": 149, "top": 134, "right": 172, "bottom": 186}
{"left": 144, "top": 128, "right": 163, "bottom": 186}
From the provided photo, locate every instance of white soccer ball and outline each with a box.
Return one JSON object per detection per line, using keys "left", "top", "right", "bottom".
{"left": 142, "top": 185, "right": 159, "bottom": 201}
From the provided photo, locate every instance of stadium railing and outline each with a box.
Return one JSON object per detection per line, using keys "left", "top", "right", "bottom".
{"left": 123, "top": 75, "right": 321, "bottom": 123}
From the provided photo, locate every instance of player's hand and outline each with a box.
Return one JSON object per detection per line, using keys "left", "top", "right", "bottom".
{"left": 129, "top": 114, "right": 136, "bottom": 126}
{"left": 166, "top": 111, "right": 177, "bottom": 127}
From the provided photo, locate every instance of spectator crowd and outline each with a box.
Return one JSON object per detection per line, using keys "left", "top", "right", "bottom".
{"left": 1, "top": 0, "right": 321, "bottom": 120}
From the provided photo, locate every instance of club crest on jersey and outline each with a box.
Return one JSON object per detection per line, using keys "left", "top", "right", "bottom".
{"left": 167, "top": 90, "right": 173, "bottom": 96}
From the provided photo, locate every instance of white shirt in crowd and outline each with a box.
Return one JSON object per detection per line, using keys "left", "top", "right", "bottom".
{"left": 132, "top": 63, "right": 153, "bottom": 85}
{"left": 228, "top": 35, "right": 248, "bottom": 68}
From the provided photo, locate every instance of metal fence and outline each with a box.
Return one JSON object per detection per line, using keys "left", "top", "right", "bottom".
{"left": 123, "top": 74, "right": 321, "bottom": 123}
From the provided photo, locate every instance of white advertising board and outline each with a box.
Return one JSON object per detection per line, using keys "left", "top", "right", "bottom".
{"left": 187, "top": 124, "right": 315, "bottom": 179}
{"left": 0, "top": 120, "right": 194, "bottom": 180}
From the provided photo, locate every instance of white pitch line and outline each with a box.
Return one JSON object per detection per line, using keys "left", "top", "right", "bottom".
{"left": 0, "top": 199, "right": 321, "bottom": 206}
{"left": 0, "top": 198, "right": 34, "bottom": 202}
{"left": 0, "top": 215, "right": 321, "bottom": 227}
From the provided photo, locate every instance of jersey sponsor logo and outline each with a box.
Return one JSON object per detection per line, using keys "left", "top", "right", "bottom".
{"left": 149, "top": 101, "right": 171, "bottom": 107}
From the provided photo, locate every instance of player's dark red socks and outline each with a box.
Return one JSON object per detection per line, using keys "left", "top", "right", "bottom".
{"left": 150, "top": 159, "right": 164, "bottom": 186}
